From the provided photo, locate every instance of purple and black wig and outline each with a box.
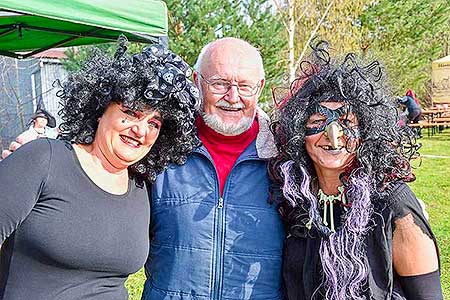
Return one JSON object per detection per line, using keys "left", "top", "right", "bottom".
{"left": 269, "top": 41, "right": 419, "bottom": 299}
{"left": 58, "top": 36, "right": 201, "bottom": 184}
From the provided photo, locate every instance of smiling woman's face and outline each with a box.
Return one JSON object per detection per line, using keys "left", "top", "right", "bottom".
{"left": 304, "top": 101, "right": 359, "bottom": 177}
{"left": 93, "top": 102, "right": 162, "bottom": 170}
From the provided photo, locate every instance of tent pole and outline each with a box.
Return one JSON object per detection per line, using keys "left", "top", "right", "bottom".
{"left": 22, "top": 24, "right": 152, "bottom": 43}
{"left": 0, "top": 27, "right": 16, "bottom": 38}
{"left": 21, "top": 35, "right": 86, "bottom": 58}
{"left": 0, "top": 50, "right": 22, "bottom": 58}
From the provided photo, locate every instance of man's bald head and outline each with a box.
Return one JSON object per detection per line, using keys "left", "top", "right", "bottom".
{"left": 194, "top": 37, "right": 265, "bottom": 80}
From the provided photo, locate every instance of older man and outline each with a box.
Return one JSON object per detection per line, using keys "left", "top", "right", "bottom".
{"left": 142, "top": 37, "right": 285, "bottom": 300}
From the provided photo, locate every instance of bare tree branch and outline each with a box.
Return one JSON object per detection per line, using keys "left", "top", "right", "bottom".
{"left": 294, "top": 0, "right": 334, "bottom": 69}
{"left": 271, "top": 0, "right": 290, "bottom": 31}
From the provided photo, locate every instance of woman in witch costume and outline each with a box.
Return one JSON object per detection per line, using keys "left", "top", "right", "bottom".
{"left": 269, "top": 41, "right": 443, "bottom": 300}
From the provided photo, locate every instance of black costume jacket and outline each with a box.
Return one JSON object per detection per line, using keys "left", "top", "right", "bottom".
{"left": 282, "top": 183, "right": 441, "bottom": 300}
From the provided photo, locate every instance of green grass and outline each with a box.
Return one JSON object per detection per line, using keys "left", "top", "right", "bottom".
{"left": 125, "top": 129, "right": 450, "bottom": 300}
{"left": 409, "top": 129, "right": 450, "bottom": 298}
{"left": 125, "top": 268, "right": 145, "bottom": 300}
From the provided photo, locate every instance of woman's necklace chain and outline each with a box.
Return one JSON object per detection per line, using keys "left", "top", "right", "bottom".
{"left": 318, "top": 186, "right": 347, "bottom": 232}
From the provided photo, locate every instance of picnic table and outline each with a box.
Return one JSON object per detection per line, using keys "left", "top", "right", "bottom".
{"left": 410, "top": 106, "right": 450, "bottom": 136}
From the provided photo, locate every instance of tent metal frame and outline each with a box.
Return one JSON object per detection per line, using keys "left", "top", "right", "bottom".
{"left": 0, "top": 9, "right": 164, "bottom": 59}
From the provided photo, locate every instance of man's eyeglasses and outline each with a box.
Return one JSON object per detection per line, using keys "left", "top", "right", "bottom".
{"left": 198, "top": 74, "right": 260, "bottom": 97}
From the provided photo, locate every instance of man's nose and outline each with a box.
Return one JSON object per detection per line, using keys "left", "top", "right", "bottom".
{"left": 224, "top": 84, "right": 240, "bottom": 103}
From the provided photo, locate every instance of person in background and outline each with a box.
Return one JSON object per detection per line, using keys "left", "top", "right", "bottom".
{"left": 270, "top": 41, "right": 442, "bottom": 300}
{"left": 142, "top": 37, "right": 285, "bottom": 300}
{"left": 0, "top": 38, "right": 199, "bottom": 300}
{"left": 1, "top": 108, "right": 58, "bottom": 159}
{"left": 398, "top": 89, "right": 422, "bottom": 124}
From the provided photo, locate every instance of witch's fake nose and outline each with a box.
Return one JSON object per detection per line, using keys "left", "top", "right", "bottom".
{"left": 324, "top": 121, "right": 343, "bottom": 149}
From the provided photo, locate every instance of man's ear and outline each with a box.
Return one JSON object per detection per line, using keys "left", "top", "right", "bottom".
{"left": 193, "top": 71, "right": 200, "bottom": 88}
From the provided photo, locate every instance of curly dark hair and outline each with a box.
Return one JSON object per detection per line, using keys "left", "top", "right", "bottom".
{"left": 57, "top": 37, "right": 201, "bottom": 184}
{"left": 270, "top": 41, "right": 418, "bottom": 198}
{"left": 269, "top": 41, "right": 421, "bottom": 300}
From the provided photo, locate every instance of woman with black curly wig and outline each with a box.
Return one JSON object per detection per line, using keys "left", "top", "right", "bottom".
{"left": 0, "top": 37, "right": 200, "bottom": 300}
{"left": 270, "top": 41, "right": 442, "bottom": 300}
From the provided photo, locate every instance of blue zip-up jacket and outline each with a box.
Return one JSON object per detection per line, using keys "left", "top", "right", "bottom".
{"left": 142, "top": 111, "right": 285, "bottom": 300}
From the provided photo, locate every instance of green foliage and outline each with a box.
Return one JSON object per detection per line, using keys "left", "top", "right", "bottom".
{"left": 61, "top": 1, "right": 450, "bottom": 108}
{"left": 292, "top": 0, "right": 368, "bottom": 53}
{"left": 62, "top": 0, "right": 287, "bottom": 105}
{"left": 62, "top": 42, "right": 144, "bottom": 72}
{"left": 166, "top": 0, "right": 287, "bottom": 104}
{"left": 360, "top": 0, "right": 450, "bottom": 102}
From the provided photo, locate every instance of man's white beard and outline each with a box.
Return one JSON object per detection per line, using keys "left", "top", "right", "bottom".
{"left": 201, "top": 111, "right": 254, "bottom": 136}
{"left": 198, "top": 85, "right": 256, "bottom": 136}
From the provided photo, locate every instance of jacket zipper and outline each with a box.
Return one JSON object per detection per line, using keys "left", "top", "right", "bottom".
{"left": 195, "top": 148, "right": 225, "bottom": 300}
{"left": 195, "top": 147, "right": 260, "bottom": 300}
{"left": 213, "top": 155, "right": 261, "bottom": 300}
{"left": 213, "top": 196, "right": 225, "bottom": 300}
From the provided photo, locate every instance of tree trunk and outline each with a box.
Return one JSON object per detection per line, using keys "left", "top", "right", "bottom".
{"left": 288, "top": 0, "right": 296, "bottom": 83}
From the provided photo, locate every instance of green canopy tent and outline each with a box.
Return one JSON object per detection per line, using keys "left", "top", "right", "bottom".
{"left": 0, "top": 0, "right": 168, "bottom": 59}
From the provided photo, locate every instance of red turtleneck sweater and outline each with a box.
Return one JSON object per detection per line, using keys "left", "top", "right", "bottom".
{"left": 196, "top": 116, "right": 259, "bottom": 196}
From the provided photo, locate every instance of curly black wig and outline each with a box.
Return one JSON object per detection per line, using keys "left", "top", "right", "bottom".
{"left": 270, "top": 40, "right": 419, "bottom": 198}
{"left": 57, "top": 36, "right": 201, "bottom": 184}
{"left": 269, "top": 41, "right": 421, "bottom": 299}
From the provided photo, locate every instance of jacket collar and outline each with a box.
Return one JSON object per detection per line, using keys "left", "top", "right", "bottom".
{"left": 255, "top": 107, "right": 278, "bottom": 159}
{"left": 194, "top": 106, "right": 278, "bottom": 160}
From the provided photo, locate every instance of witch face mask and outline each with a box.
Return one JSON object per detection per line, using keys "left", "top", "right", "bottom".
{"left": 305, "top": 103, "right": 360, "bottom": 150}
